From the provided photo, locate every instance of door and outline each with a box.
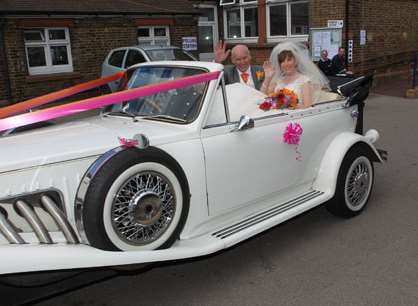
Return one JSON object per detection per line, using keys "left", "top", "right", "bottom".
{"left": 198, "top": 5, "right": 218, "bottom": 61}
{"left": 202, "top": 119, "right": 312, "bottom": 216}
{"left": 201, "top": 85, "right": 313, "bottom": 217}
{"left": 102, "top": 48, "right": 127, "bottom": 91}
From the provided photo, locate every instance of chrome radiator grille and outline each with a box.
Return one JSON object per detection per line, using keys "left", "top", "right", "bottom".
{"left": 0, "top": 194, "right": 79, "bottom": 245}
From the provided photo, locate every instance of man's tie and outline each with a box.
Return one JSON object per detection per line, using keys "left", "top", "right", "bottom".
{"left": 241, "top": 72, "right": 249, "bottom": 84}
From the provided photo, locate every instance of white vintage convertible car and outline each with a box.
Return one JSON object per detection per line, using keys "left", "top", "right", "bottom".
{"left": 0, "top": 61, "right": 384, "bottom": 276}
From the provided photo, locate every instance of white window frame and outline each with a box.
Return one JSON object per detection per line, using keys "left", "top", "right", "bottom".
{"left": 220, "top": 0, "right": 236, "bottom": 6}
{"left": 197, "top": 4, "right": 219, "bottom": 61}
{"left": 137, "top": 26, "right": 170, "bottom": 46}
{"left": 266, "top": 0, "right": 309, "bottom": 43}
{"left": 220, "top": 0, "right": 257, "bottom": 6}
{"left": 24, "top": 27, "right": 73, "bottom": 75}
{"left": 223, "top": 0, "right": 259, "bottom": 43}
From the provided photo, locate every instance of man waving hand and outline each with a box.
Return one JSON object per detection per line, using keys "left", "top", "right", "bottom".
{"left": 214, "top": 41, "right": 265, "bottom": 90}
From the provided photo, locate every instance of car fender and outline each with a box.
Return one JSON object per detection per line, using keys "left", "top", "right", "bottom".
{"left": 312, "top": 130, "right": 383, "bottom": 196}
{"left": 75, "top": 145, "right": 191, "bottom": 245}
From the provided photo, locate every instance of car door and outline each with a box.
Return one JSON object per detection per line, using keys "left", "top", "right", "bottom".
{"left": 201, "top": 84, "right": 313, "bottom": 217}
{"left": 102, "top": 48, "right": 127, "bottom": 91}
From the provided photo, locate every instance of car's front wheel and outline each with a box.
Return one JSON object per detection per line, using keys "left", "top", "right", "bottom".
{"left": 82, "top": 148, "right": 189, "bottom": 251}
{"left": 326, "top": 145, "right": 374, "bottom": 218}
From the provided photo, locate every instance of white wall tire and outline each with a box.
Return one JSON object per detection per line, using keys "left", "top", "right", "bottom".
{"left": 82, "top": 148, "right": 190, "bottom": 251}
{"left": 103, "top": 162, "right": 183, "bottom": 251}
{"left": 327, "top": 144, "right": 375, "bottom": 218}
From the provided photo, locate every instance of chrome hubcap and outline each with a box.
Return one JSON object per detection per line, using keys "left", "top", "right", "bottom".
{"left": 345, "top": 157, "right": 372, "bottom": 210}
{"left": 132, "top": 191, "right": 163, "bottom": 226}
{"left": 111, "top": 171, "right": 176, "bottom": 245}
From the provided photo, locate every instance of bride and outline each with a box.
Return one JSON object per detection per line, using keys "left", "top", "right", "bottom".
{"left": 260, "top": 40, "right": 329, "bottom": 109}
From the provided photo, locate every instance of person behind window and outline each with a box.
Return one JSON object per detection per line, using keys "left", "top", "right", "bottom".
{"left": 318, "top": 49, "right": 333, "bottom": 76}
{"left": 214, "top": 41, "right": 265, "bottom": 90}
{"left": 260, "top": 40, "right": 329, "bottom": 109}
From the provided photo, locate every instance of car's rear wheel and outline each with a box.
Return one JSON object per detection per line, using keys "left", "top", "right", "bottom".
{"left": 326, "top": 145, "right": 374, "bottom": 218}
{"left": 83, "top": 148, "right": 189, "bottom": 251}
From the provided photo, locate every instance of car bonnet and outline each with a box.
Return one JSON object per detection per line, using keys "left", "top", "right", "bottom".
{"left": 0, "top": 116, "right": 195, "bottom": 173}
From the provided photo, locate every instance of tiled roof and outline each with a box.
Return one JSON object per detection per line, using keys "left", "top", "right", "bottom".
{"left": 0, "top": 0, "right": 198, "bottom": 15}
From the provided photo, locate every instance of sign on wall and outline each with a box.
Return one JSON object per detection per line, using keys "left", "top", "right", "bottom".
{"left": 182, "top": 37, "right": 198, "bottom": 51}
{"left": 348, "top": 40, "right": 354, "bottom": 63}
{"left": 327, "top": 20, "right": 344, "bottom": 29}
{"left": 310, "top": 27, "right": 343, "bottom": 61}
{"left": 360, "top": 30, "right": 367, "bottom": 46}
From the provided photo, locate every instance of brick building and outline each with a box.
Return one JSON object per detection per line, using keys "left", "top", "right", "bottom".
{"left": 194, "top": 0, "right": 417, "bottom": 77}
{"left": 1, "top": 0, "right": 417, "bottom": 105}
{"left": 311, "top": 0, "right": 417, "bottom": 76}
{"left": 0, "top": 0, "right": 199, "bottom": 105}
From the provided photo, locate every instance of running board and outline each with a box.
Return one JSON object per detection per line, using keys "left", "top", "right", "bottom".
{"left": 0, "top": 189, "right": 329, "bottom": 275}
{"left": 213, "top": 190, "right": 324, "bottom": 239}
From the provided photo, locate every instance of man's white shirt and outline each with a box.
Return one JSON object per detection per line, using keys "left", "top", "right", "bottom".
{"left": 237, "top": 67, "right": 255, "bottom": 88}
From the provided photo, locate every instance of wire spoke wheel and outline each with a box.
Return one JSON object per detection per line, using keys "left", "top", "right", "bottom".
{"left": 112, "top": 171, "right": 176, "bottom": 246}
{"left": 344, "top": 156, "right": 373, "bottom": 211}
{"left": 326, "top": 145, "right": 375, "bottom": 218}
{"left": 82, "top": 148, "right": 189, "bottom": 251}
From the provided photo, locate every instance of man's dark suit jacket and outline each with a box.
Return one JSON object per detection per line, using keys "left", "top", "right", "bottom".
{"left": 318, "top": 59, "right": 333, "bottom": 76}
{"left": 223, "top": 65, "right": 264, "bottom": 90}
{"left": 331, "top": 55, "right": 346, "bottom": 75}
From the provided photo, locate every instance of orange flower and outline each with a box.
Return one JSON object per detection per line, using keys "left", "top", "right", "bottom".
{"left": 255, "top": 71, "right": 264, "bottom": 80}
{"left": 276, "top": 88, "right": 298, "bottom": 109}
{"left": 261, "top": 88, "right": 298, "bottom": 110}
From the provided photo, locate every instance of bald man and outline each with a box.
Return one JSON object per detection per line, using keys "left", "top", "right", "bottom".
{"left": 214, "top": 41, "right": 265, "bottom": 90}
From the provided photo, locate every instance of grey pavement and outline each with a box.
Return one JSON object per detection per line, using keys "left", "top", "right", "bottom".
{"left": 3, "top": 93, "right": 418, "bottom": 306}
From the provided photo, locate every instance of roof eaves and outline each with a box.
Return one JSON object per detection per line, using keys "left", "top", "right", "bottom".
{"left": 0, "top": 10, "right": 199, "bottom": 16}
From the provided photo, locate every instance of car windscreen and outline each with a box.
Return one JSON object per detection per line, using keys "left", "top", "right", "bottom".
{"left": 109, "top": 66, "right": 208, "bottom": 123}
{"left": 145, "top": 49, "right": 195, "bottom": 61}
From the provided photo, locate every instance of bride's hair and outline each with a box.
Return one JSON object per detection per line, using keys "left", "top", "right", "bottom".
{"left": 278, "top": 50, "right": 295, "bottom": 65}
{"left": 270, "top": 40, "right": 329, "bottom": 89}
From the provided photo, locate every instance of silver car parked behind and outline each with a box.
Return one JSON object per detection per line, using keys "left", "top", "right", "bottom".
{"left": 101, "top": 45, "right": 197, "bottom": 91}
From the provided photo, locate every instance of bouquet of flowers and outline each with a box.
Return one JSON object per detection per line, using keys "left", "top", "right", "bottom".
{"left": 259, "top": 88, "right": 298, "bottom": 111}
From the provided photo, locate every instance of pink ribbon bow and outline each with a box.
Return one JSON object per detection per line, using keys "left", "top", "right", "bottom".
{"left": 118, "top": 137, "right": 139, "bottom": 148}
{"left": 283, "top": 122, "right": 303, "bottom": 145}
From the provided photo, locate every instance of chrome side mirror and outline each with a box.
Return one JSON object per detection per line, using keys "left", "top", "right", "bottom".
{"left": 133, "top": 133, "right": 149, "bottom": 149}
{"left": 232, "top": 115, "right": 254, "bottom": 132}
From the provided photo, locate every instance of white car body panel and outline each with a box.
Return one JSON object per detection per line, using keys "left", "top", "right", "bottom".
{"left": 0, "top": 117, "right": 197, "bottom": 173}
{"left": 0, "top": 190, "right": 330, "bottom": 275}
{"left": 313, "top": 130, "right": 382, "bottom": 195}
{"left": 0, "top": 61, "right": 381, "bottom": 275}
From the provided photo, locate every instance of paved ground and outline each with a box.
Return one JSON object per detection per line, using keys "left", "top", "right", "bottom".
{"left": 1, "top": 92, "right": 418, "bottom": 306}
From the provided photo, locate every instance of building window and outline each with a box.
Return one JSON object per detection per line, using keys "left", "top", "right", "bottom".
{"left": 222, "top": 0, "right": 258, "bottom": 41}
{"left": 137, "top": 26, "right": 170, "bottom": 46}
{"left": 24, "top": 28, "right": 73, "bottom": 75}
{"left": 267, "top": 0, "right": 309, "bottom": 40}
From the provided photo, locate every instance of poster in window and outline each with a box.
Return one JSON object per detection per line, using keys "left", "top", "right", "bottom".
{"left": 182, "top": 37, "right": 197, "bottom": 51}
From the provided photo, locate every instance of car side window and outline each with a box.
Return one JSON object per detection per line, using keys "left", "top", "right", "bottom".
{"left": 108, "top": 50, "right": 126, "bottom": 68}
{"left": 124, "top": 50, "right": 147, "bottom": 68}
{"left": 205, "top": 85, "right": 228, "bottom": 127}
